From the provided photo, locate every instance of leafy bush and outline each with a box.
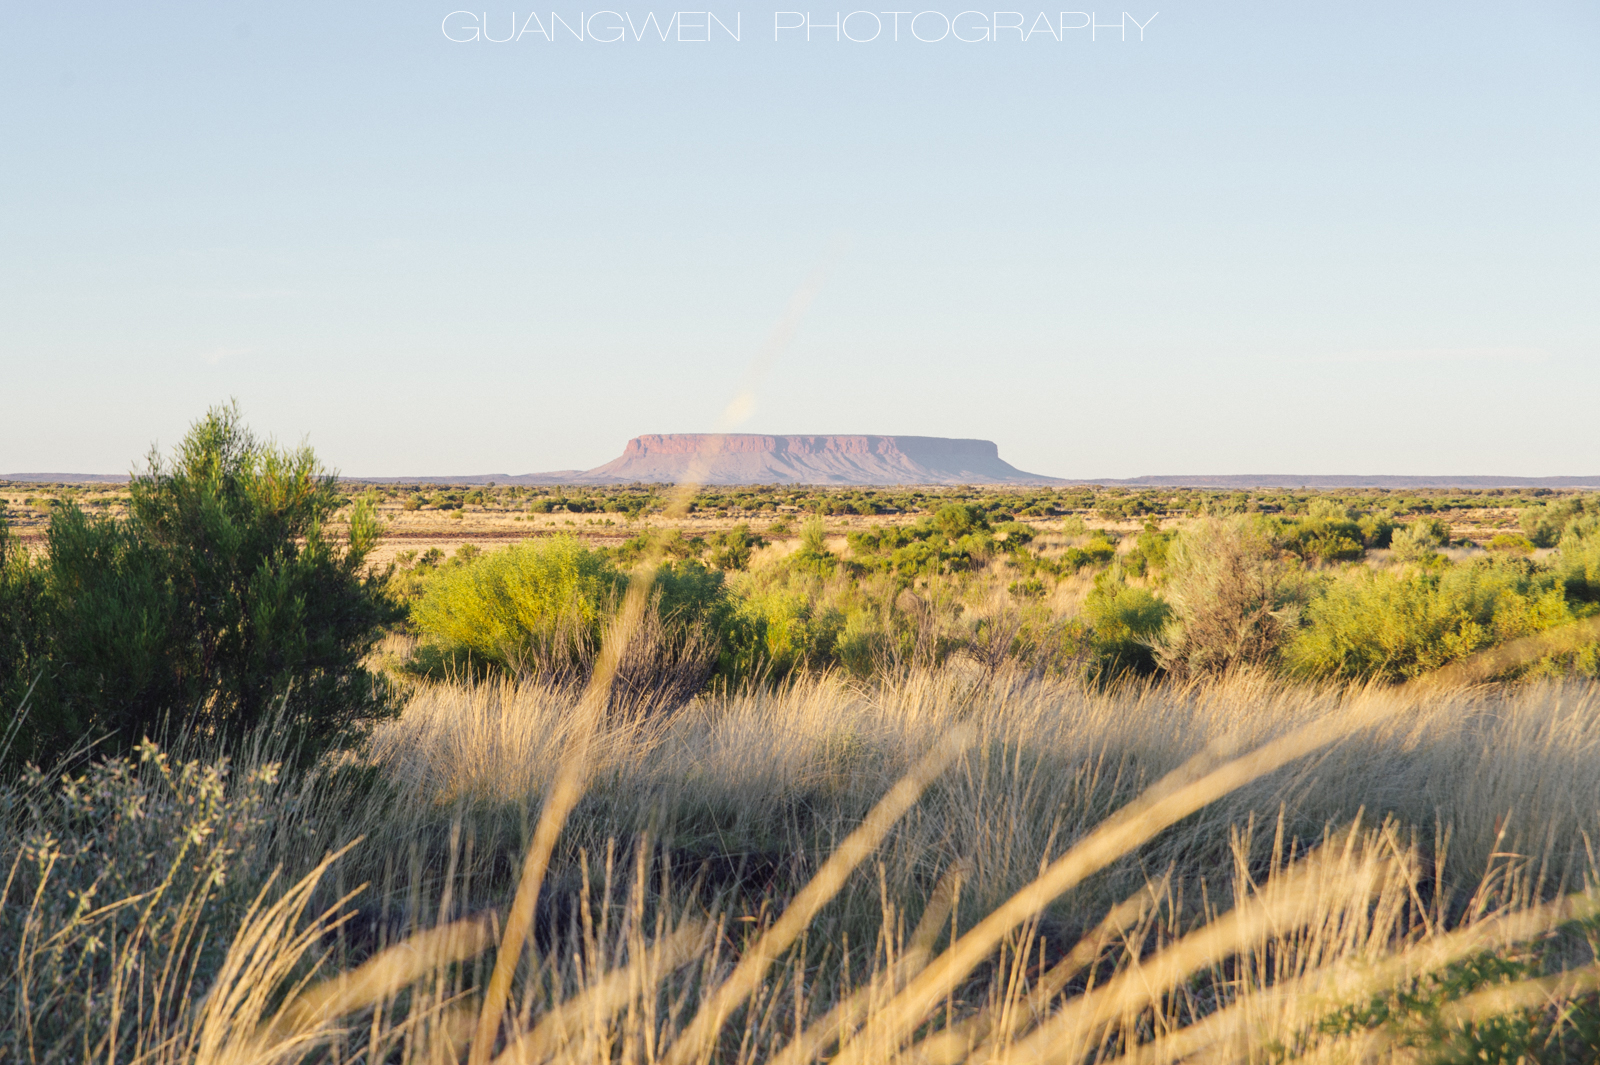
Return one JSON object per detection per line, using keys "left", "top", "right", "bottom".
{"left": 410, "top": 540, "right": 730, "bottom": 704}
{"left": 1286, "top": 557, "right": 1578, "bottom": 682}
{"left": 411, "top": 535, "right": 624, "bottom": 674}
{"left": 1356, "top": 511, "right": 1395, "bottom": 548}
{"left": 1488, "top": 533, "right": 1536, "bottom": 555}
{"left": 1058, "top": 531, "right": 1118, "bottom": 573}
{"left": 720, "top": 582, "right": 844, "bottom": 679}
{"left": 3, "top": 404, "right": 401, "bottom": 768}
{"left": 1269, "top": 503, "right": 1370, "bottom": 564}
{"left": 1083, "top": 573, "right": 1170, "bottom": 678}
{"left": 1520, "top": 497, "right": 1594, "bottom": 548}
{"left": 0, "top": 516, "right": 48, "bottom": 746}
{"left": 652, "top": 558, "right": 730, "bottom": 622}
{"left": 1389, "top": 519, "right": 1447, "bottom": 562}
{"left": 1121, "top": 523, "right": 1172, "bottom": 579}
{"left": 789, "top": 517, "right": 838, "bottom": 578}
{"left": 707, "top": 523, "right": 764, "bottom": 570}
{"left": 934, "top": 503, "right": 987, "bottom": 538}
{"left": 1556, "top": 518, "right": 1600, "bottom": 604}
{"left": 992, "top": 521, "right": 1035, "bottom": 549}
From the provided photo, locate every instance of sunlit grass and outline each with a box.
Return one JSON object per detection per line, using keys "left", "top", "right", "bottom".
{"left": 7, "top": 659, "right": 1600, "bottom": 1062}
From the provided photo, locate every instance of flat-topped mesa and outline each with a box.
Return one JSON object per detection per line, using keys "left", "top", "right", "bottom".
{"left": 576, "top": 434, "right": 1058, "bottom": 485}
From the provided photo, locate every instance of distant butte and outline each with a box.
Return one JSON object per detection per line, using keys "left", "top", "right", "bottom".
{"left": 548, "top": 434, "right": 1059, "bottom": 486}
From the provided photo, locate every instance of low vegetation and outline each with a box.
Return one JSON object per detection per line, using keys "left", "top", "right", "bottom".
{"left": 389, "top": 494, "right": 1598, "bottom": 692}
{"left": 4, "top": 407, "right": 1600, "bottom": 1063}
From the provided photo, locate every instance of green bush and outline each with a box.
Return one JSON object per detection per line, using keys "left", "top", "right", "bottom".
{"left": 1084, "top": 572, "right": 1170, "bottom": 678}
{"left": 1520, "top": 498, "right": 1593, "bottom": 548}
{"left": 1556, "top": 519, "right": 1600, "bottom": 603}
{"left": 1488, "top": 533, "right": 1536, "bottom": 555}
{"left": 789, "top": 517, "right": 838, "bottom": 578}
{"left": 1286, "top": 557, "right": 1577, "bottom": 682}
{"left": 1357, "top": 511, "right": 1395, "bottom": 548}
{"left": 1121, "top": 523, "right": 1172, "bottom": 579}
{"left": 0, "top": 517, "right": 48, "bottom": 750}
{"left": 2, "top": 404, "right": 401, "bottom": 769}
{"left": 652, "top": 558, "right": 730, "bottom": 623}
{"left": 720, "top": 582, "right": 843, "bottom": 680}
{"left": 1269, "top": 503, "right": 1371, "bottom": 564}
{"left": 411, "top": 536, "right": 623, "bottom": 674}
{"left": 933, "top": 503, "right": 987, "bottom": 538}
{"left": 707, "top": 523, "right": 764, "bottom": 571}
{"left": 1389, "top": 520, "right": 1447, "bottom": 562}
{"left": 1058, "top": 531, "right": 1118, "bottom": 573}
{"left": 992, "top": 521, "right": 1035, "bottom": 550}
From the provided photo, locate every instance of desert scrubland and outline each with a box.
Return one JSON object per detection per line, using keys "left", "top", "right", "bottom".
{"left": 5, "top": 406, "right": 1600, "bottom": 1063}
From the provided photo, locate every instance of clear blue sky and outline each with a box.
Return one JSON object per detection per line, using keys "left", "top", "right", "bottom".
{"left": 2, "top": 2, "right": 1596, "bottom": 478}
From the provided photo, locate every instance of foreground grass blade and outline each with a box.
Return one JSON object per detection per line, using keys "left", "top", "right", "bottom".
{"left": 1003, "top": 836, "right": 1394, "bottom": 1064}
{"left": 271, "top": 916, "right": 494, "bottom": 1038}
{"left": 664, "top": 723, "right": 976, "bottom": 1065}
{"left": 492, "top": 920, "right": 706, "bottom": 1065}
{"left": 1105, "top": 890, "right": 1600, "bottom": 1065}
{"left": 1417, "top": 615, "right": 1600, "bottom": 688}
{"left": 771, "top": 859, "right": 971, "bottom": 1065}
{"left": 829, "top": 692, "right": 1406, "bottom": 1065}
{"left": 468, "top": 570, "right": 658, "bottom": 1065}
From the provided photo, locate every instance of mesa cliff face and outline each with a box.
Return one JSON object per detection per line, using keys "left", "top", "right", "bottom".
{"left": 568, "top": 434, "right": 1059, "bottom": 485}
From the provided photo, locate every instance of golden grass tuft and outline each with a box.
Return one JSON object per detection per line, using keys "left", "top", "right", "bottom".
{"left": 7, "top": 664, "right": 1600, "bottom": 1062}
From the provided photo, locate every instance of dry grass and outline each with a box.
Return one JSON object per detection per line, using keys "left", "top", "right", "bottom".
{"left": 370, "top": 671, "right": 1600, "bottom": 899}
{"left": 7, "top": 668, "right": 1600, "bottom": 1063}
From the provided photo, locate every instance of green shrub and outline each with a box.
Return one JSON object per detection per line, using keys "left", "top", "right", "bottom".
{"left": 1488, "top": 533, "right": 1536, "bottom": 555}
{"left": 888, "top": 539, "right": 942, "bottom": 578}
{"left": 841, "top": 510, "right": 1000, "bottom": 581}
{"left": 1059, "top": 531, "right": 1118, "bottom": 573}
{"left": 834, "top": 606, "right": 890, "bottom": 676}
{"left": 707, "top": 523, "right": 764, "bottom": 571}
{"left": 1270, "top": 504, "right": 1370, "bottom": 564}
{"left": 933, "top": 503, "right": 987, "bottom": 539}
{"left": 992, "top": 521, "right": 1035, "bottom": 550}
{"left": 1520, "top": 497, "right": 1594, "bottom": 548}
{"left": 652, "top": 558, "right": 729, "bottom": 623}
{"left": 3, "top": 404, "right": 401, "bottom": 769}
{"left": 1556, "top": 519, "right": 1600, "bottom": 604}
{"left": 1286, "top": 557, "right": 1576, "bottom": 682}
{"left": 789, "top": 517, "right": 838, "bottom": 578}
{"left": 1389, "top": 520, "right": 1446, "bottom": 562}
{"left": 0, "top": 516, "right": 48, "bottom": 749}
{"left": 1121, "top": 523, "right": 1172, "bottom": 579}
{"left": 720, "top": 583, "right": 843, "bottom": 679}
{"left": 1084, "top": 572, "right": 1170, "bottom": 678}
{"left": 411, "top": 536, "right": 623, "bottom": 674}
{"left": 1357, "top": 511, "right": 1396, "bottom": 548}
